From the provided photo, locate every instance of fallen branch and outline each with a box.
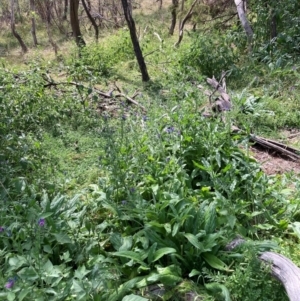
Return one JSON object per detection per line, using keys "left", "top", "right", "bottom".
{"left": 200, "top": 76, "right": 300, "bottom": 162}
{"left": 226, "top": 238, "right": 300, "bottom": 301}
{"left": 42, "top": 75, "right": 146, "bottom": 111}
{"left": 250, "top": 135, "right": 300, "bottom": 162}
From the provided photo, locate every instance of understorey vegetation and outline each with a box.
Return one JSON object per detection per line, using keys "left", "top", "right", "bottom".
{"left": 0, "top": 0, "right": 300, "bottom": 300}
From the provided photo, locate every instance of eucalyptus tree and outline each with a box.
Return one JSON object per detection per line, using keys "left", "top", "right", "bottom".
{"left": 70, "top": 0, "right": 86, "bottom": 47}
{"left": 120, "top": 0, "right": 150, "bottom": 82}
{"left": 30, "top": 0, "right": 38, "bottom": 46}
{"left": 10, "top": 0, "right": 28, "bottom": 53}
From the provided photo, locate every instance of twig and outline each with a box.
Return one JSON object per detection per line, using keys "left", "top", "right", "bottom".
{"left": 42, "top": 76, "right": 146, "bottom": 111}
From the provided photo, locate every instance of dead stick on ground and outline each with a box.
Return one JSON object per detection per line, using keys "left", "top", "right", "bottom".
{"left": 43, "top": 76, "right": 146, "bottom": 111}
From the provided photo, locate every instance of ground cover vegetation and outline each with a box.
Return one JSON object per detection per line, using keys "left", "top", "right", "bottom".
{"left": 0, "top": 0, "right": 300, "bottom": 300}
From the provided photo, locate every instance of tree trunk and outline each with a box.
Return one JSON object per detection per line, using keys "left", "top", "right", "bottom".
{"left": 30, "top": 0, "right": 38, "bottom": 47}
{"left": 82, "top": 0, "right": 99, "bottom": 42}
{"left": 174, "top": 0, "right": 198, "bottom": 47}
{"left": 120, "top": 0, "right": 150, "bottom": 82}
{"left": 270, "top": 9, "right": 277, "bottom": 39}
{"left": 63, "top": 0, "right": 68, "bottom": 20}
{"left": 70, "top": 0, "right": 86, "bottom": 47}
{"left": 10, "top": 0, "right": 28, "bottom": 53}
{"left": 158, "top": 0, "right": 163, "bottom": 10}
{"left": 234, "top": 0, "right": 253, "bottom": 47}
{"left": 169, "top": 0, "right": 178, "bottom": 35}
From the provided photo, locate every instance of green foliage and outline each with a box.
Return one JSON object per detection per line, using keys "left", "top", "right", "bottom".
{"left": 179, "top": 33, "right": 238, "bottom": 79}
{"left": 1, "top": 4, "right": 300, "bottom": 300}
{"left": 68, "top": 30, "right": 135, "bottom": 81}
{"left": 223, "top": 249, "right": 288, "bottom": 301}
{"left": 250, "top": 0, "right": 300, "bottom": 64}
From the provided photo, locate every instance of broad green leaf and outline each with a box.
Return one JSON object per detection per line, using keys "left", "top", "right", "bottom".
{"left": 7, "top": 292, "right": 15, "bottom": 301}
{"left": 18, "top": 288, "right": 30, "bottom": 301}
{"left": 75, "top": 265, "right": 91, "bottom": 280}
{"left": 156, "top": 265, "right": 182, "bottom": 286}
{"left": 108, "top": 277, "right": 144, "bottom": 301}
{"left": 291, "top": 222, "right": 300, "bottom": 239}
{"left": 164, "top": 223, "right": 171, "bottom": 234}
{"left": 18, "top": 267, "right": 39, "bottom": 281}
{"left": 110, "top": 233, "right": 123, "bottom": 251}
{"left": 122, "top": 295, "right": 149, "bottom": 301}
{"left": 184, "top": 233, "right": 204, "bottom": 251}
{"left": 189, "top": 269, "right": 202, "bottom": 277}
{"left": 53, "top": 233, "right": 72, "bottom": 244}
{"left": 112, "top": 251, "right": 148, "bottom": 267}
{"left": 205, "top": 282, "right": 231, "bottom": 301}
{"left": 119, "top": 236, "right": 133, "bottom": 251}
{"left": 39, "top": 212, "right": 53, "bottom": 219}
{"left": 152, "top": 247, "right": 177, "bottom": 262}
{"left": 204, "top": 202, "right": 216, "bottom": 234}
{"left": 43, "top": 245, "right": 53, "bottom": 254}
{"left": 172, "top": 222, "right": 180, "bottom": 237}
{"left": 136, "top": 272, "right": 159, "bottom": 288}
{"left": 202, "top": 253, "right": 229, "bottom": 271}
{"left": 147, "top": 243, "right": 157, "bottom": 264}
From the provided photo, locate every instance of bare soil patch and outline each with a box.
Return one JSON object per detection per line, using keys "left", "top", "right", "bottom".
{"left": 251, "top": 145, "right": 300, "bottom": 175}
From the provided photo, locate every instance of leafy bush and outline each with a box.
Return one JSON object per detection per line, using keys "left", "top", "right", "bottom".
{"left": 179, "top": 33, "right": 238, "bottom": 79}
{"left": 68, "top": 29, "right": 135, "bottom": 81}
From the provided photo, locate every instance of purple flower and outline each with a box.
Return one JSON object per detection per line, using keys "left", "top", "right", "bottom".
{"left": 142, "top": 116, "right": 149, "bottom": 121}
{"left": 165, "top": 126, "right": 175, "bottom": 134}
{"left": 5, "top": 278, "right": 16, "bottom": 289}
{"left": 130, "top": 187, "right": 135, "bottom": 193}
{"left": 38, "top": 218, "right": 46, "bottom": 227}
{"left": 121, "top": 200, "right": 127, "bottom": 205}
{"left": 0, "top": 226, "right": 5, "bottom": 233}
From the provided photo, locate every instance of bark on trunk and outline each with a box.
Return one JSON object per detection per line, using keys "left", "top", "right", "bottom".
{"left": 260, "top": 252, "right": 300, "bottom": 301}
{"left": 70, "top": 0, "right": 86, "bottom": 47}
{"left": 169, "top": 0, "right": 178, "bottom": 35}
{"left": 120, "top": 0, "right": 150, "bottom": 82}
{"left": 63, "top": 0, "right": 68, "bottom": 20}
{"left": 174, "top": 0, "right": 198, "bottom": 47}
{"left": 270, "top": 9, "right": 277, "bottom": 39}
{"left": 82, "top": 0, "right": 99, "bottom": 42}
{"left": 226, "top": 238, "right": 300, "bottom": 301}
{"left": 30, "top": 0, "right": 38, "bottom": 47}
{"left": 234, "top": 0, "right": 253, "bottom": 46}
{"left": 10, "top": 0, "right": 28, "bottom": 53}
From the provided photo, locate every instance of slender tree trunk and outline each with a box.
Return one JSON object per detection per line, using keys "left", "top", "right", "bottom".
{"left": 46, "top": 18, "right": 59, "bottom": 55}
{"left": 120, "top": 0, "right": 150, "bottom": 82}
{"left": 234, "top": 0, "right": 253, "bottom": 48}
{"left": 169, "top": 0, "right": 178, "bottom": 35}
{"left": 158, "top": 0, "right": 163, "bottom": 10}
{"left": 63, "top": 0, "right": 68, "bottom": 20}
{"left": 70, "top": 0, "right": 86, "bottom": 47}
{"left": 86, "top": 0, "right": 91, "bottom": 10}
{"left": 270, "top": 12, "right": 277, "bottom": 39}
{"left": 10, "top": 0, "right": 28, "bottom": 53}
{"left": 174, "top": 0, "right": 198, "bottom": 47}
{"left": 30, "top": 0, "right": 38, "bottom": 46}
{"left": 15, "top": 0, "right": 22, "bottom": 22}
{"left": 82, "top": 0, "right": 99, "bottom": 42}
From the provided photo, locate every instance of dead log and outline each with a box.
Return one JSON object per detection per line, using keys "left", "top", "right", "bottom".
{"left": 250, "top": 135, "right": 300, "bottom": 162}
{"left": 42, "top": 75, "right": 146, "bottom": 111}
{"left": 201, "top": 76, "right": 300, "bottom": 162}
{"left": 260, "top": 252, "right": 300, "bottom": 301}
{"left": 226, "top": 238, "right": 300, "bottom": 301}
